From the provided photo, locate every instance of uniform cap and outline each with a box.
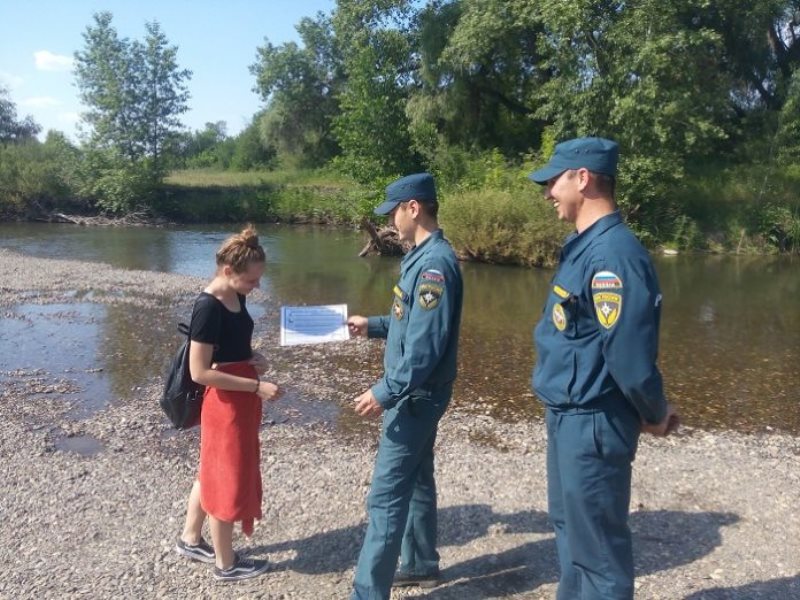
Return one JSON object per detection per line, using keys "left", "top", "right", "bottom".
{"left": 529, "top": 137, "right": 619, "bottom": 184}
{"left": 374, "top": 173, "right": 438, "bottom": 216}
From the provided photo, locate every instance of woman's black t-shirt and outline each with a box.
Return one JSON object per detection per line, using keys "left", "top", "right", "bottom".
{"left": 189, "top": 292, "right": 254, "bottom": 363}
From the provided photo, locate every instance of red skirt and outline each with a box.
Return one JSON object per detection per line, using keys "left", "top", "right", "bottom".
{"left": 199, "top": 362, "right": 262, "bottom": 536}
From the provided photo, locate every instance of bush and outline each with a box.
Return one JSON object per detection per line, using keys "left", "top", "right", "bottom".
{"left": 756, "top": 204, "right": 800, "bottom": 253}
{"left": 0, "top": 135, "right": 81, "bottom": 217}
{"left": 156, "top": 178, "right": 369, "bottom": 225}
{"left": 677, "top": 160, "right": 800, "bottom": 253}
{"left": 440, "top": 188, "right": 570, "bottom": 267}
{"left": 76, "top": 149, "right": 158, "bottom": 214}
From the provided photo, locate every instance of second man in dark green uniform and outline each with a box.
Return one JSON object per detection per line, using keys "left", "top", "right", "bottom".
{"left": 347, "top": 172, "right": 464, "bottom": 600}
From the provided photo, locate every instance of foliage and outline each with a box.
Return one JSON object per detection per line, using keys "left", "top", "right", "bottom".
{"left": 0, "top": 86, "right": 41, "bottom": 142}
{"left": 251, "top": 13, "right": 343, "bottom": 167}
{"left": 165, "top": 167, "right": 354, "bottom": 188}
{"left": 134, "top": 21, "right": 192, "bottom": 174}
{"left": 409, "top": 0, "right": 546, "bottom": 156}
{"left": 157, "top": 179, "right": 366, "bottom": 224}
{"left": 776, "top": 68, "right": 800, "bottom": 162}
{"left": 4, "top": 2, "right": 800, "bottom": 260}
{"left": 440, "top": 187, "right": 570, "bottom": 267}
{"left": 0, "top": 134, "right": 82, "bottom": 217}
{"left": 73, "top": 12, "right": 191, "bottom": 210}
{"left": 75, "top": 147, "right": 157, "bottom": 214}
{"left": 171, "top": 121, "right": 229, "bottom": 169}
{"left": 229, "top": 117, "right": 277, "bottom": 171}
{"left": 331, "top": 0, "right": 419, "bottom": 183}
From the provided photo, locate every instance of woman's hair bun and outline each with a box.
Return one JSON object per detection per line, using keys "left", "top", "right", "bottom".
{"left": 240, "top": 226, "right": 259, "bottom": 249}
{"left": 216, "top": 224, "right": 265, "bottom": 272}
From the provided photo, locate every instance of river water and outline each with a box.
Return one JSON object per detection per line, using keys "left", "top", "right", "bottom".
{"left": 1, "top": 223, "right": 798, "bottom": 433}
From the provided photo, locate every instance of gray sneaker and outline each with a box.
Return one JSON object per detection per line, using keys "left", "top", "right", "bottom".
{"left": 175, "top": 537, "right": 215, "bottom": 563}
{"left": 213, "top": 555, "right": 269, "bottom": 582}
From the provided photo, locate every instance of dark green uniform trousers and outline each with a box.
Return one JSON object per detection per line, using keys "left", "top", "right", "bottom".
{"left": 351, "top": 393, "right": 449, "bottom": 600}
{"left": 546, "top": 404, "right": 640, "bottom": 600}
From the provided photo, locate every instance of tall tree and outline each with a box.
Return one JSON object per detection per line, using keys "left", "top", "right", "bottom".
{"left": 74, "top": 12, "right": 138, "bottom": 157}
{"left": 251, "top": 13, "right": 343, "bottom": 167}
{"left": 331, "top": 0, "right": 419, "bottom": 182}
{"left": 74, "top": 12, "right": 191, "bottom": 211}
{"left": 134, "top": 21, "right": 191, "bottom": 176}
{"left": 0, "top": 85, "right": 41, "bottom": 142}
{"left": 408, "top": 0, "right": 546, "bottom": 158}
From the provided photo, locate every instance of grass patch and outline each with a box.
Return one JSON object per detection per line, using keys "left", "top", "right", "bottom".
{"left": 165, "top": 168, "right": 355, "bottom": 189}
{"left": 157, "top": 168, "right": 374, "bottom": 224}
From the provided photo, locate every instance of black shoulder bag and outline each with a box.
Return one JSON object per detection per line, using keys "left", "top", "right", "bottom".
{"left": 160, "top": 322, "right": 204, "bottom": 429}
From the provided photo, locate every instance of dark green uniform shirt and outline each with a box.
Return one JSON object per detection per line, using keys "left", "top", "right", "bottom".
{"left": 533, "top": 212, "right": 667, "bottom": 423}
{"left": 368, "top": 229, "right": 463, "bottom": 409}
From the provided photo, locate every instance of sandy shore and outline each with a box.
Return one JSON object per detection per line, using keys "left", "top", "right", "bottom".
{"left": 0, "top": 248, "right": 798, "bottom": 599}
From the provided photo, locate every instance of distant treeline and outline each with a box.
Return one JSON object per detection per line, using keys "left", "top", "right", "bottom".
{"left": 1, "top": 2, "right": 799, "bottom": 258}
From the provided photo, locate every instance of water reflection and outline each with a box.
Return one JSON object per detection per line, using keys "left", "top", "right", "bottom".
{"left": 0, "top": 301, "right": 180, "bottom": 419}
{"left": 0, "top": 224, "right": 797, "bottom": 433}
{"left": 0, "top": 303, "right": 114, "bottom": 417}
{"left": 657, "top": 255, "right": 800, "bottom": 431}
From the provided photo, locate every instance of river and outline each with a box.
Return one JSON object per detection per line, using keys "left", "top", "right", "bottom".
{"left": 0, "top": 223, "right": 797, "bottom": 433}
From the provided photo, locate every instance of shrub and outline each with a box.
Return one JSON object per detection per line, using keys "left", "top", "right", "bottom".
{"left": 0, "top": 136, "right": 81, "bottom": 217}
{"left": 440, "top": 188, "right": 570, "bottom": 267}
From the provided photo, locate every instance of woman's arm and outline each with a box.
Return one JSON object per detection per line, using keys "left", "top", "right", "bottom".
{"left": 189, "top": 341, "right": 280, "bottom": 401}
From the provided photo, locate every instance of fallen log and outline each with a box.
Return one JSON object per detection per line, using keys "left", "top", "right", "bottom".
{"left": 45, "top": 211, "right": 158, "bottom": 226}
{"left": 358, "top": 218, "right": 410, "bottom": 257}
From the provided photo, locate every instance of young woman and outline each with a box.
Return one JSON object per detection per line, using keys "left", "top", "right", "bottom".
{"left": 175, "top": 225, "right": 280, "bottom": 582}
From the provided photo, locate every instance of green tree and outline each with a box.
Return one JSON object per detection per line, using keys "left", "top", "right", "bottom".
{"left": 408, "top": 0, "right": 546, "bottom": 161}
{"left": 0, "top": 85, "right": 41, "bottom": 142}
{"left": 230, "top": 116, "right": 276, "bottom": 171}
{"left": 331, "top": 0, "right": 419, "bottom": 183}
{"left": 0, "top": 133, "right": 82, "bottom": 216}
{"left": 174, "top": 121, "right": 229, "bottom": 168}
{"left": 528, "top": 0, "right": 734, "bottom": 233}
{"left": 133, "top": 21, "right": 192, "bottom": 177}
{"left": 251, "top": 13, "right": 343, "bottom": 167}
{"left": 74, "top": 12, "right": 191, "bottom": 212}
{"left": 74, "top": 12, "right": 138, "bottom": 158}
{"left": 777, "top": 68, "right": 800, "bottom": 161}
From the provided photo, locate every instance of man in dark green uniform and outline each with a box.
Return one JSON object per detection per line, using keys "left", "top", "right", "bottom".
{"left": 529, "top": 137, "right": 679, "bottom": 599}
{"left": 347, "top": 172, "right": 463, "bottom": 600}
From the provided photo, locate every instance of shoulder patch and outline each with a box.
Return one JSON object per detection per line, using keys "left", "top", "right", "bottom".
{"left": 593, "top": 292, "right": 622, "bottom": 329}
{"left": 418, "top": 282, "right": 443, "bottom": 310}
{"left": 591, "top": 271, "right": 623, "bottom": 290}
{"left": 421, "top": 269, "right": 445, "bottom": 283}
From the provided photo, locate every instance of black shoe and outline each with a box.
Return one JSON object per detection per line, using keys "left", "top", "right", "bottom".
{"left": 175, "top": 537, "right": 215, "bottom": 563}
{"left": 213, "top": 555, "right": 269, "bottom": 582}
{"left": 392, "top": 570, "right": 441, "bottom": 589}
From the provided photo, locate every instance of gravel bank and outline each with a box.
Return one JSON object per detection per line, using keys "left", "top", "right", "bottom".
{"left": 0, "top": 249, "right": 798, "bottom": 599}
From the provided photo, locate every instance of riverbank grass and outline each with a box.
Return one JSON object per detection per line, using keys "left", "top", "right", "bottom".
{"left": 676, "top": 162, "right": 800, "bottom": 253}
{"left": 160, "top": 168, "right": 375, "bottom": 224}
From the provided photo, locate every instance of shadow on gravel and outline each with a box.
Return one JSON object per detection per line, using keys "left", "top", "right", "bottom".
{"left": 252, "top": 504, "right": 549, "bottom": 575}
{"left": 253, "top": 507, "right": 739, "bottom": 598}
{"left": 682, "top": 575, "right": 800, "bottom": 599}
{"left": 408, "top": 509, "right": 740, "bottom": 599}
